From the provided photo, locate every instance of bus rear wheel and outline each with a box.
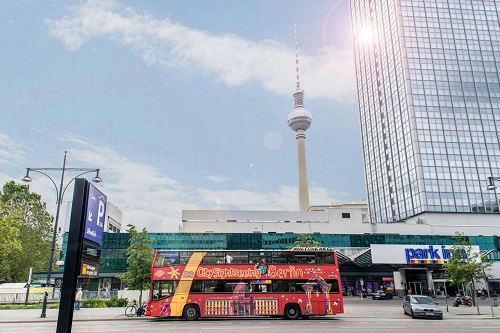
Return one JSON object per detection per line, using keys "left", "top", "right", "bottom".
{"left": 183, "top": 304, "right": 200, "bottom": 321}
{"left": 284, "top": 304, "right": 300, "bottom": 320}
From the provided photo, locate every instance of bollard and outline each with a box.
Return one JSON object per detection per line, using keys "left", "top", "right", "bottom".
{"left": 445, "top": 299, "right": 449, "bottom": 312}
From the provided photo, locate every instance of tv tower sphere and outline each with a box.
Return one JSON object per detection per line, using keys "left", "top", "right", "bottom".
{"left": 287, "top": 90, "right": 312, "bottom": 132}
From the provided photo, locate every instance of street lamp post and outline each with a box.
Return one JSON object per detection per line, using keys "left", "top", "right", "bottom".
{"left": 22, "top": 151, "right": 102, "bottom": 318}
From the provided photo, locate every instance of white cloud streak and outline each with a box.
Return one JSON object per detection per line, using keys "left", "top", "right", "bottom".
{"left": 59, "top": 134, "right": 340, "bottom": 232}
{"left": 45, "top": 0, "right": 356, "bottom": 101}
{"left": 0, "top": 131, "right": 342, "bottom": 232}
{"left": 0, "top": 133, "right": 28, "bottom": 166}
{"left": 207, "top": 175, "right": 230, "bottom": 183}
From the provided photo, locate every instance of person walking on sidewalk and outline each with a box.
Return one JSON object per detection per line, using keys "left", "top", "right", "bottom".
{"left": 74, "top": 288, "right": 83, "bottom": 310}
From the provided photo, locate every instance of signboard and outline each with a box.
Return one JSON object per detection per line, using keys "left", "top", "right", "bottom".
{"left": 81, "top": 261, "right": 99, "bottom": 277}
{"left": 370, "top": 244, "right": 481, "bottom": 264}
{"left": 83, "top": 183, "right": 107, "bottom": 245}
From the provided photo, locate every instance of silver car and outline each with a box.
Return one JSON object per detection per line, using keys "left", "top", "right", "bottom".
{"left": 403, "top": 295, "right": 443, "bottom": 319}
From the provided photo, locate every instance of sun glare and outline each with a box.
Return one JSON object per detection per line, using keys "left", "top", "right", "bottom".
{"left": 358, "top": 26, "right": 375, "bottom": 43}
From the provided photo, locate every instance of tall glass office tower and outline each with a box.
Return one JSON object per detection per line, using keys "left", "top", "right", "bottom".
{"left": 350, "top": 0, "right": 500, "bottom": 223}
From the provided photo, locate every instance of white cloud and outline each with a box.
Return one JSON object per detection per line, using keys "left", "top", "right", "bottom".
{"left": 53, "top": 134, "right": 341, "bottom": 232}
{"left": 0, "top": 130, "right": 344, "bottom": 232}
{"left": 45, "top": 0, "right": 356, "bottom": 101}
{"left": 0, "top": 132, "right": 29, "bottom": 166}
{"left": 207, "top": 175, "right": 230, "bottom": 183}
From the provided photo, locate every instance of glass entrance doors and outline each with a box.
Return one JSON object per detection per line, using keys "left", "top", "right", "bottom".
{"left": 409, "top": 281, "right": 422, "bottom": 295}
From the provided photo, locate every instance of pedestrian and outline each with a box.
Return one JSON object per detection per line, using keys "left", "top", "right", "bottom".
{"left": 74, "top": 287, "right": 83, "bottom": 310}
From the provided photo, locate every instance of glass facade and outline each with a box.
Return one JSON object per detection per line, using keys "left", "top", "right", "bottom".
{"left": 90, "top": 232, "right": 500, "bottom": 272}
{"left": 350, "top": 0, "right": 500, "bottom": 223}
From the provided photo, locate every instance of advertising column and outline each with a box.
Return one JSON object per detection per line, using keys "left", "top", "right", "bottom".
{"left": 56, "top": 179, "right": 107, "bottom": 333}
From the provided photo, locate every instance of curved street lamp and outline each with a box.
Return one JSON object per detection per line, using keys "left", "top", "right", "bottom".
{"left": 22, "top": 151, "right": 102, "bottom": 318}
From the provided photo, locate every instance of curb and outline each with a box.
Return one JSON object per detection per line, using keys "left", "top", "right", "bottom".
{"left": 0, "top": 315, "right": 149, "bottom": 324}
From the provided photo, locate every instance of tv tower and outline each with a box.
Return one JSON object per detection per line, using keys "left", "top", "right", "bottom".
{"left": 287, "top": 22, "right": 312, "bottom": 211}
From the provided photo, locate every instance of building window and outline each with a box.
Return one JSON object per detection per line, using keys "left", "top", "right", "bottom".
{"left": 342, "top": 213, "right": 351, "bottom": 219}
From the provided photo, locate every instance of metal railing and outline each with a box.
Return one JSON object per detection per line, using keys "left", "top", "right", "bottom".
{"left": 0, "top": 290, "right": 119, "bottom": 304}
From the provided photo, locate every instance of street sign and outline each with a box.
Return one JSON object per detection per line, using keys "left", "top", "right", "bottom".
{"left": 83, "top": 183, "right": 107, "bottom": 245}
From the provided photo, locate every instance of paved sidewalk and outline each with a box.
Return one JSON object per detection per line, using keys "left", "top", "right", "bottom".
{"left": 0, "top": 298, "right": 499, "bottom": 323}
{"left": 0, "top": 307, "right": 136, "bottom": 323}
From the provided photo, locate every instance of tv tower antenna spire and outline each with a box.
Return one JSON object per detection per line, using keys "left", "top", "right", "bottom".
{"left": 287, "top": 21, "right": 312, "bottom": 211}
{"left": 295, "top": 21, "right": 301, "bottom": 91}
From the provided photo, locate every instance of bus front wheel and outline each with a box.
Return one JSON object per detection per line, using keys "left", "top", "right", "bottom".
{"left": 183, "top": 304, "right": 200, "bottom": 321}
{"left": 284, "top": 304, "right": 300, "bottom": 320}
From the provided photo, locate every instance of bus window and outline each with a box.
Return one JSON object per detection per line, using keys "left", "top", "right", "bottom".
{"left": 180, "top": 251, "right": 193, "bottom": 264}
{"left": 324, "top": 253, "right": 335, "bottom": 264}
{"left": 202, "top": 252, "right": 221, "bottom": 264}
{"left": 227, "top": 282, "right": 250, "bottom": 296}
{"left": 250, "top": 280, "right": 270, "bottom": 292}
{"left": 214, "top": 281, "right": 227, "bottom": 292}
{"left": 270, "top": 252, "right": 287, "bottom": 263}
{"left": 190, "top": 281, "right": 203, "bottom": 293}
{"left": 152, "top": 280, "right": 178, "bottom": 299}
{"left": 154, "top": 253, "right": 166, "bottom": 267}
{"left": 271, "top": 280, "right": 290, "bottom": 292}
{"left": 154, "top": 251, "right": 180, "bottom": 267}
{"left": 296, "top": 281, "right": 312, "bottom": 293}
{"left": 203, "top": 280, "right": 219, "bottom": 293}
{"left": 294, "top": 255, "right": 308, "bottom": 264}
{"left": 249, "top": 252, "right": 271, "bottom": 265}
{"left": 325, "top": 280, "right": 340, "bottom": 293}
{"left": 227, "top": 252, "right": 247, "bottom": 264}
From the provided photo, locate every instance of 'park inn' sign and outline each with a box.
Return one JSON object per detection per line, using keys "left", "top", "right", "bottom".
{"left": 370, "top": 244, "right": 481, "bottom": 265}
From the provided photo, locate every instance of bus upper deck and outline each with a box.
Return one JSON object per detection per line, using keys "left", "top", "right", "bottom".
{"left": 153, "top": 247, "right": 336, "bottom": 267}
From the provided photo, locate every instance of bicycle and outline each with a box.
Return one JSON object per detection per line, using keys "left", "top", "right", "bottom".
{"left": 125, "top": 300, "right": 146, "bottom": 317}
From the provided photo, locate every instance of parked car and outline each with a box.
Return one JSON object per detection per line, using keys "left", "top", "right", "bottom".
{"left": 372, "top": 289, "right": 393, "bottom": 300}
{"left": 403, "top": 295, "right": 443, "bottom": 320}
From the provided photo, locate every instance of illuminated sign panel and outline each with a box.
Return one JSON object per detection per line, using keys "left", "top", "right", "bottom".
{"left": 83, "top": 183, "right": 107, "bottom": 245}
{"left": 370, "top": 244, "right": 481, "bottom": 264}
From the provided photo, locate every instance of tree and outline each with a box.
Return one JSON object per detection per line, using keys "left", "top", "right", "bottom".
{"left": 443, "top": 232, "right": 493, "bottom": 314}
{"left": 120, "top": 224, "right": 156, "bottom": 305}
{"left": 0, "top": 181, "right": 53, "bottom": 282}
{"left": 289, "top": 233, "right": 322, "bottom": 248}
{"left": 0, "top": 203, "right": 22, "bottom": 282}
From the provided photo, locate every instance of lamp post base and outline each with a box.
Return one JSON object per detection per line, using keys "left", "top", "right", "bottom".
{"left": 40, "top": 292, "right": 48, "bottom": 318}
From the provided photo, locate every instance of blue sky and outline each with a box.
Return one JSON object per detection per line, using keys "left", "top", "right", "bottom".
{"left": 0, "top": 0, "right": 365, "bottom": 232}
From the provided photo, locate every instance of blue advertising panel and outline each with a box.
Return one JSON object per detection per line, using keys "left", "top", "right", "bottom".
{"left": 83, "top": 183, "right": 107, "bottom": 245}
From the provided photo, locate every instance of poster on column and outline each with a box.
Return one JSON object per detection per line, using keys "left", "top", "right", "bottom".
{"left": 83, "top": 183, "right": 107, "bottom": 245}
{"left": 382, "top": 277, "right": 395, "bottom": 293}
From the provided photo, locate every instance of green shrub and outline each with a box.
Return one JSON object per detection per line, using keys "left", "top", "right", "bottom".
{"left": 82, "top": 299, "right": 107, "bottom": 308}
{"left": 105, "top": 298, "right": 128, "bottom": 307}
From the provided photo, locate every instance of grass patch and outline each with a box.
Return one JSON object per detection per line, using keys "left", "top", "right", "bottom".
{"left": 0, "top": 303, "right": 59, "bottom": 310}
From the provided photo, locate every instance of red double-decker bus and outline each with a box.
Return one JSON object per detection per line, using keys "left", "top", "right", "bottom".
{"left": 145, "top": 248, "right": 343, "bottom": 320}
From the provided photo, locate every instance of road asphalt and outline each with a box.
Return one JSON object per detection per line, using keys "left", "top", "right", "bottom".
{"left": 0, "top": 297, "right": 499, "bottom": 323}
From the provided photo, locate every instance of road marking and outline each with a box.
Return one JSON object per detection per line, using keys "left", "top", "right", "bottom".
{"left": 200, "top": 327, "right": 271, "bottom": 330}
